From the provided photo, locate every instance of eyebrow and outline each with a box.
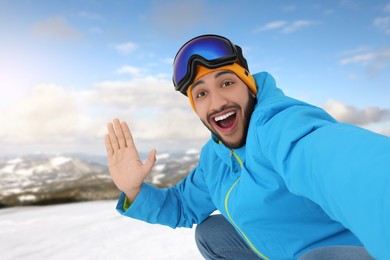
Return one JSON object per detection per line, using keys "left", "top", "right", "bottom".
{"left": 191, "top": 70, "right": 235, "bottom": 91}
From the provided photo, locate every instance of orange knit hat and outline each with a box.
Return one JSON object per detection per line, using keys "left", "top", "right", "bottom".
{"left": 186, "top": 62, "right": 257, "bottom": 111}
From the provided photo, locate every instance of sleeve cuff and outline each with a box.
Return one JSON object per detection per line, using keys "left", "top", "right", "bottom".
{"left": 116, "top": 182, "right": 159, "bottom": 216}
{"left": 122, "top": 195, "right": 132, "bottom": 211}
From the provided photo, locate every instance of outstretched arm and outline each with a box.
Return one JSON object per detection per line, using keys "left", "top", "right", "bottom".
{"left": 104, "top": 118, "right": 156, "bottom": 202}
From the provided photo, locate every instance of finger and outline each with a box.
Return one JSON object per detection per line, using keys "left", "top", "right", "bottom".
{"left": 104, "top": 134, "right": 114, "bottom": 157}
{"left": 121, "top": 121, "right": 139, "bottom": 157}
{"left": 107, "top": 122, "right": 119, "bottom": 150}
{"left": 113, "top": 118, "right": 126, "bottom": 149}
{"left": 143, "top": 149, "right": 157, "bottom": 173}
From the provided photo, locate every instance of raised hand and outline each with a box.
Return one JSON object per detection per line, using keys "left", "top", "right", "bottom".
{"left": 104, "top": 118, "right": 156, "bottom": 201}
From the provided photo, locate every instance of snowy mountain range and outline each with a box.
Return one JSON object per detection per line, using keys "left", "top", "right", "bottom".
{"left": 0, "top": 150, "right": 199, "bottom": 207}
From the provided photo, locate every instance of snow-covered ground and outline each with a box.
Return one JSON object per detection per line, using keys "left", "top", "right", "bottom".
{"left": 0, "top": 200, "right": 202, "bottom": 260}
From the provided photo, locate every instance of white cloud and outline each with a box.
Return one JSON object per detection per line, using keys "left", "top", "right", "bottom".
{"left": 322, "top": 99, "right": 390, "bottom": 126}
{"left": 380, "top": 128, "right": 390, "bottom": 136}
{"left": 341, "top": 46, "right": 371, "bottom": 56}
{"left": 2, "top": 78, "right": 389, "bottom": 155}
{"left": 82, "top": 77, "right": 210, "bottom": 142}
{"left": 384, "top": 3, "right": 390, "bottom": 12}
{"left": 114, "top": 42, "right": 138, "bottom": 54}
{"left": 0, "top": 84, "right": 102, "bottom": 145}
{"left": 0, "top": 76, "right": 210, "bottom": 155}
{"left": 340, "top": 47, "right": 390, "bottom": 75}
{"left": 340, "top": 52, "right": 376, "bottom": 65}
{"left": 117, "top": 66, "right": 143, "bottom": 77}
{"left": 90, "top": 27, "right": 103, "bottom": 34}
{"left": 31, "top": 17, "right": 83, "bottom": 40}
{"left": 373, "top": 16, "right": 390, "bottom": 34}
{"left": 254, "top": 20, "right": 317, "bottom": 34}
{"left": 129, "top": 107, "right": 208, "bottom": 141}
{"left": 255, "top": 21, "right": 287, "bottom": 32}
{"left": 282, "top": 20, "right": 317, "bottom": 33}
{"left": 78, "top": 11, "right": 101, "bottom": 20}
{"left": 90, "top": 76, "right": 178, "bottom": 109}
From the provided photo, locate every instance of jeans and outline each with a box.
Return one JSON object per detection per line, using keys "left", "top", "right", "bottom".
{"left": 195, "top": 214, "right": 374, "bottom": 260}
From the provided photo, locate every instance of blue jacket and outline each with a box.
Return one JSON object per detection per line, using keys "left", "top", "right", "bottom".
{"left": 117, "top": 72, "right": 390, "bottom": 259}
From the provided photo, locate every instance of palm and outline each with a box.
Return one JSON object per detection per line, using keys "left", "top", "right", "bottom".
{"left": 108, "top": 147, "right": 148, "bottom": 191}
{"left": 104, "top": 118, "right": 156, "bottom": 199}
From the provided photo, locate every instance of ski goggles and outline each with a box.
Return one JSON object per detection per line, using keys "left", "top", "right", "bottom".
{"left": 173, "top": 34, "right": 245, "bottom": 95}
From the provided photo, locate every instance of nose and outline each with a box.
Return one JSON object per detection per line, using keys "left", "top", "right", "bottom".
{"left": 209, "top": 91, "right": 228, "bottom": 113}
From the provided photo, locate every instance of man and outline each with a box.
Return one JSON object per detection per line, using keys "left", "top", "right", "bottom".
{"left": 104, "top": 34, "right": 390, "bottom": 259}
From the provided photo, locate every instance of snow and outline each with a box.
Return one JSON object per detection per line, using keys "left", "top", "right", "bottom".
{"left": 151, "top": 173, "right": 166, "bottom": 184}
{"left": 186, "top": 149, "right": 199, "bottom": 155}
{"left": 1, "top": 164, "right": 15, "bottom": 174}
{"left": 18, "top": 194, "right": 37, "bottom": 202}
{"left": 0, "top": 200, "right": 202, "bottom": 260}
{"left": 50, "top": 156, "right": 71, "bottom": 167}
{"left": 7, "top": 158, "right": 23, "bottom": 164}
{"left": 154, "top": 164, "right": 166, "bottom": 171}
{"left": 156, "top": 153, "right": 170, "bottom": 160}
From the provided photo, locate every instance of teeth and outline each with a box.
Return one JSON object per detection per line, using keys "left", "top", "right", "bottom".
{"left": 214, "top": 111, "right": 236, "bottom": 122}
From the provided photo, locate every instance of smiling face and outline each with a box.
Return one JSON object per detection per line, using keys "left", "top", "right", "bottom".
{"left": 190, "top": 70, "right": 256, "bottom": 149}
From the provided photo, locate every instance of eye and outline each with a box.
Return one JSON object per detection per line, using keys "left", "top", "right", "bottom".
{"left": 221, "top": 81, "right": 234, "bottom": 88}
{"left": 196, "top": 91, "right": 207, "bottom": 99}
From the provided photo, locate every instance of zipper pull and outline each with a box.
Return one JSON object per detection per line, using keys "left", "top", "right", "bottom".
{"left": 230, "top": 149, "right": 233, "bottom": 157}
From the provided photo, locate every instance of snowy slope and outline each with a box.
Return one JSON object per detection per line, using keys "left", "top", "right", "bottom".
{"left": 0, "top": 200, "right": 202, "bottom": 260}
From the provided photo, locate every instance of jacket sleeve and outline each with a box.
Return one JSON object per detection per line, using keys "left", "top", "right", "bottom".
{"left": 254, "top": 73, "right": 390, "bottom": 259}
{"left": 116, "top": 164, "right": 216, "bottom": 229}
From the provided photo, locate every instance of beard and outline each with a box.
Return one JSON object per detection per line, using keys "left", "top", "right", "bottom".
{"left": 201, "top": 91, "right": 257, "bottom": 149}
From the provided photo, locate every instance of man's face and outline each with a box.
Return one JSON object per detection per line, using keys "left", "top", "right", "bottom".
{"left": 190, "top": 70, "right": 256, "bottom": 149}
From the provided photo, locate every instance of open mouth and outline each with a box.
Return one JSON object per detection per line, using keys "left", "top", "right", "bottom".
{"left": 211, "top": 110, "right": 237, "bottom": 132}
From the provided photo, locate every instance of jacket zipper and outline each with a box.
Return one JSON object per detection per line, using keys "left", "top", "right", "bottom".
{"left": 224, "top": 150, "right": 270, "bottom": 260}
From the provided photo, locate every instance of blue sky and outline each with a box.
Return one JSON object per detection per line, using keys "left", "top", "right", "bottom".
{"left": 0, "top": 0, "right": 389, "bottom": 156}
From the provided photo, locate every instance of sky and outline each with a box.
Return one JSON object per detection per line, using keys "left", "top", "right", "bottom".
{"left": 0, "top": 0, "right": 389, "bottom": 156}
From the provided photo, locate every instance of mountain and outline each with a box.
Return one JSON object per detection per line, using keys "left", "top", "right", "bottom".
{"left": 0, "top": 150, "right": 199, "bottom": 207}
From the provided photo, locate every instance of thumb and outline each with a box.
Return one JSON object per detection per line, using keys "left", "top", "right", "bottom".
{"left": 143, "top": 149, "right": 157, "bottom": 173}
